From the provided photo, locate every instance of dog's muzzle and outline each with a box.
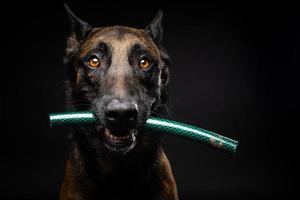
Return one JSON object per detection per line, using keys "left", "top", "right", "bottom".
{"left": 97, "top": 98, "right": 139, "bottom": 153}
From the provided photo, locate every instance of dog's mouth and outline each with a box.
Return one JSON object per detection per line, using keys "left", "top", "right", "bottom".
{"left": 96, "top": 126, "right": 138, "bottom": 153}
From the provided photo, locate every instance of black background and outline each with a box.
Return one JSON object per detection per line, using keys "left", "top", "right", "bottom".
{"left": 1, "top": 1, "right": 298, "bottom": 200}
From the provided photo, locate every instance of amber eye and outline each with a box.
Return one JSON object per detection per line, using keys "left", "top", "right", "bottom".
{"left": 139, "top": 57, "right": 151, "bottom": 69}
{"left": 87, "top": 56, "right": 100, "bottom": 68}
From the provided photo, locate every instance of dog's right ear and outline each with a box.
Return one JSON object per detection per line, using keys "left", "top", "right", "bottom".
{"left": 64, "top": 3, "right": 92, "bottom": 55}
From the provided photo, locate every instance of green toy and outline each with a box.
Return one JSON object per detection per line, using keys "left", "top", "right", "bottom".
{"left": 49, "top": 111, "right": 238, "bottom": 155}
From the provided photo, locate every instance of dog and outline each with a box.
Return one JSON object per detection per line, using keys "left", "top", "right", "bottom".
{"left": 60, "top": 4, "right": 178, "bottom": 200}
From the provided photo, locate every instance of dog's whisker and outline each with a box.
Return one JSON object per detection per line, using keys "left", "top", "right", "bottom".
{"left": 150, "top": 110, "right": 169, "bottom": 118}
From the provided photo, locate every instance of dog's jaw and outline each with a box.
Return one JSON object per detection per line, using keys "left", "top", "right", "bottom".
{"left": 96, "top": 125, "right": 138, "bottom": 154}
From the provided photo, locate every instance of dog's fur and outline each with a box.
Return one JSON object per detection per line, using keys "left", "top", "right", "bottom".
{"left": 60, "top": 5, "right": 178, "bottom": 200}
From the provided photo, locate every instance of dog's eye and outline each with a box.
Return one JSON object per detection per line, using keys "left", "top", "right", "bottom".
{"left": 87, "top": 56, "right": 100, "bottom": 68}
{"left": 139, "top": 57, "right": 151, "bottom": 69}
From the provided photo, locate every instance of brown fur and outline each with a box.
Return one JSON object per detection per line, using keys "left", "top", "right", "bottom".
{"left": 61, "top": 7, "right": 177, "bottom": 200}
{"left": 60, "top": 146, "right": 178, "bottom": 200}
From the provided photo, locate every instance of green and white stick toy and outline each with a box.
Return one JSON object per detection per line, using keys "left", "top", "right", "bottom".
{"left": 49, "top": 111, "right": 238, "bottom": 155}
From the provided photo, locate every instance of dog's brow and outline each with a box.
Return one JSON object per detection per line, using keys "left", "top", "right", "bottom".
{"left": 85, "top": 27, "right": 159, "bottom": 52}
{"left": 96, "top": 42, "right": 108, "bottom": 51}
{"left": 132, "top": 43, "right": 150, "bottom": 53}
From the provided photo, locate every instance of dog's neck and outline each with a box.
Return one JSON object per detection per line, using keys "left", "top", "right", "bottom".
{"left": 69, "top": 130, "right": 163, "bottom": 186}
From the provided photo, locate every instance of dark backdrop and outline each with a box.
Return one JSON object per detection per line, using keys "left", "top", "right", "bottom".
{"left": 1, "top": 1, "right": 298, "bottom": 200}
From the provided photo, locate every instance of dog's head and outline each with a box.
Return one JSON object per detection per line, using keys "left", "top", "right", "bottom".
{"left": 64, "top": 5, "right": 170, "bottom": 154}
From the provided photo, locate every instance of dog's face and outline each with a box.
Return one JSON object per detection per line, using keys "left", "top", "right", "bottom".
{"left": 64, "top": 6, "right": 170, "bottom": 154}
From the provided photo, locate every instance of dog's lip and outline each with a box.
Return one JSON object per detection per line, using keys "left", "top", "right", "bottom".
{"left": 103, "top": 128, "right": 137, "bottom": 144}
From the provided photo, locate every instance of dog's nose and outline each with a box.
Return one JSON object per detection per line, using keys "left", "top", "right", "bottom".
{"left": 105, "top": 99, "right": 138, "bottom": 128}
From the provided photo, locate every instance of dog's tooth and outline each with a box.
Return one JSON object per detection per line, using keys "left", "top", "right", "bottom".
{"left": 131, "top": 134, "right": 136, "bottom": 142}
{"left": 104, "top": 130, "right": 109, "bottom": 137}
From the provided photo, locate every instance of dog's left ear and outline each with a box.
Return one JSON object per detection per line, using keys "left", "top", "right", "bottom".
{"left": 146, "top": 11, "right": 170, "bottom": 102}
{"left": 64, "top": 3, "right": 92, "bottom": 55}
{"left": 146, "top": 10, "right": 163, "bottom": 44}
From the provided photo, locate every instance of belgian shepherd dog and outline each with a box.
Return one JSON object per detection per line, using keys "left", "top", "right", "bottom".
{"left": 60, "top": 4, "right": 178, "bottom": 200}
